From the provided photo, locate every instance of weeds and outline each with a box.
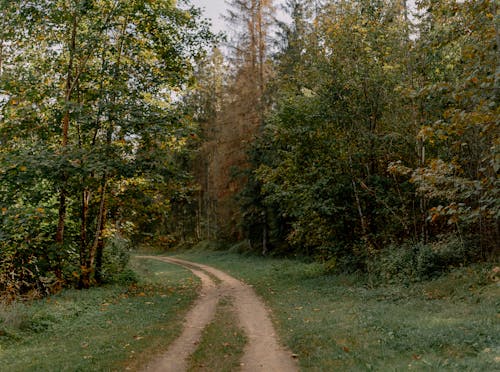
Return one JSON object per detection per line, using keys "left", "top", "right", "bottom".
{"left": 188, "top": 297, "right": 247, "bottom": 371}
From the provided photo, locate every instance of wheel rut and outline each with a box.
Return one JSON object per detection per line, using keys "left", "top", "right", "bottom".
{"left": 138, "top": 256, "right": 298, "bottom": 372}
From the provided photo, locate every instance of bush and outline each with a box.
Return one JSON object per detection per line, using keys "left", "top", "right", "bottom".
{"left": 0, "top": 205, "right": 79, "bottom": 298}
{"left": 99, "top": 235, "right": 135, "bottom": 284}
{"left": 190, "top": 240, "right": 229, "bottom": 252}
{"left": 368, "top": 235, "right": 469, "bottom": 283}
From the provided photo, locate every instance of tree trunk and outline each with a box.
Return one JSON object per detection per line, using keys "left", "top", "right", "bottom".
{"left": 257, "top": 0, "right": 265, "bottom": 99}
{"left": 80, "top": 176, "right": 107, "bottom": 289}
{"left": 494, "top": 1, "right": 500, "bottom": 97}
{"left": 0, "top": 37, "right": 4, "bottom": 76}
{"left": 80, "top": 189, "right": 90, "bottom": 267}
{"left": 250, "top": 0, "right": 257, "bottom": 73}
{"left": 94, "top": 197, "right": 107, "bottom": 284}
{"left": 262, "top": 213, "right": 268, "bottom": 255}
{"left": 352, "top": 178, "right": 369, "bottom": 242}
{"left": 56, "top": 13, "right": 78, "bottom": 244}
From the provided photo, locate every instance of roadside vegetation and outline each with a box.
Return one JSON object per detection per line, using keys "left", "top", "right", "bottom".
{"left": 178, "top": 246, "right": 500, "bottom": 371}
{"left": 1, "top": 245, "right": 498, "bottom": 370}
{"left": 1, "top": 1, "right": 498, "bottom": 309}
{"left": 0, "top": 258, "right": 198, "bottom": 371}
{"left": 0, "top": 2, "right": 498, "bottom": 369}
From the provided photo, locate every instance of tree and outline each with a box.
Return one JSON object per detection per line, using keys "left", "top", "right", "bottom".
{"left": 225, "top": 0, "right": 275, "bottom": 98}
{"left": 0, "top": 0, "right": 214, "bottom": 294}
{"left": 192, "top": 0, "right": 276, "bottom": 240}
{"left": 406, "top": 0, "right": 499, "bottom": 255}
{"left": 246, "top": 0, "right": 418, "bottom": 261}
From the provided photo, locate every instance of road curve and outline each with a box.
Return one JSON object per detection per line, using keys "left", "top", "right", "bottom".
{"left": 139, "top": 256, "right": 298, "bottom": 372}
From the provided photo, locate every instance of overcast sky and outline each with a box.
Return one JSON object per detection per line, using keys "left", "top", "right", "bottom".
{"left": 188, "top": 0, "right": 290, "bottom": 34}
{"left": 189, "top": 0, "right": 229, "bottom": 33}
{"left": 188, "top": 1, "right": 418, "bottom": 35}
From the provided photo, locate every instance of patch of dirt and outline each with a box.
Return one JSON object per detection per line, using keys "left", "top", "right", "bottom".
{"left": 142, "top": 265, "right": 218, "bottom": 371}
{"left": 139, "top": 256, "right": 297, "bottom": 372}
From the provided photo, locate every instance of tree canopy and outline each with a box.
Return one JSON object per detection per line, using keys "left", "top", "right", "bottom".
{"left": 1, "top": 0, "right": 498, "bottom": 298}
{"left": 0, "top": 0, "right": 214, "bottom": 295}
{"left": 191, "top": 0, "right": 499, "bottom": 274}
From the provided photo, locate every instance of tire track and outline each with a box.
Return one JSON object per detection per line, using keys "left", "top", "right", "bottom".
{"left": 139, "top": 256, "right": 298, "bottom": 372}
{"left": 140, "top": 260, "right": 218, "bottom": 372}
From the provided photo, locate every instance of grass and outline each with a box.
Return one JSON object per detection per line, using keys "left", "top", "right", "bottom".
{"left": 187, "top": 296, "right": 247, "bottom": 371}
{"left": 0, "top": 257, "right": 199, "bottom": 371}
{"left": 176, "top": 248, "right": 500, "bottom": 371}
{"left": 1, "top": 248, "right": 498, "bottom": 371}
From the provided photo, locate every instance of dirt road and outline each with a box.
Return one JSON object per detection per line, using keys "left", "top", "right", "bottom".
{"left": 139, "top": 256, "right": 298, "bottom": 372}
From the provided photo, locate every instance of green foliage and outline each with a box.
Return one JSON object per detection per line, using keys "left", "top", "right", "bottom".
{"left": 189, "top": 240, "right": 230, "bottom": 252}
{"left": 99, "top": 235, "right": 136, "bottom": 284}
{"left": 0, "top": 0, "right": 215, "bottom": 295}
{"left": 367, "top": 236, "right": 471, "bottom": 283}
{"left": 407, "top": 0, "right": 500, "bottom": 254}
{"left": 236, "top": 0, "right": 499, "bottom": 271}
{"left": 0, "top": 202, "right": 77, "bottom": 297}
{"left": 244, "top": 0, "right": 418, "bottom": 260}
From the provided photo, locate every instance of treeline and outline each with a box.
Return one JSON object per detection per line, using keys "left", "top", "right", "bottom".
{"left": 1, "top": 0, "right": 498, "bottom": 298}
{"left": 0, "top": 0, "right": 214, "bottom": 298}
{"left": 189, "top": 0, "right": 499, "bottom": 276}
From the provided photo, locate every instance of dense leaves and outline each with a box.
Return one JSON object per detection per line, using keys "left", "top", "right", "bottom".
{"left": 194, "top": 0, "right": 499, "bottom": 271}
{"left": 248, "top": 0, "right": 499, "bottom": 265}
{"left": 0, "top": 0, "right": 214, "bottom": 296}
{"left": 1, "top": 0, "right": 498, "bottom": 296}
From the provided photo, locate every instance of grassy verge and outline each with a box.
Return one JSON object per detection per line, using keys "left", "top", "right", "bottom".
{"left": 177, "top": 249, "right": 500, "bottom": 371}
{"left": 188, "top": 296, "right": 247, "bottom": 371}
{"left": 0, "top": 257, "right": 199, "bottom": 371}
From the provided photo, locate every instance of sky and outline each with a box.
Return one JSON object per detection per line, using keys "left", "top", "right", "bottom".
{"left": 188, "top": 0, "right": 290, "bottom": 34}
{"left": 189, "top": 0, "right": 229, "bottom": 33}
{"left": 189, "top": 1, "right": 419, "bottom": 34}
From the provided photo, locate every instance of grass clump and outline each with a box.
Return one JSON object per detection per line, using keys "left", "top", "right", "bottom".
{"left": 188, "top": 297, "right": 247, "bottom": 371}
{"left": 0, "top": 257, "right": 199, "bottom": 371}
{"left": 177, "top": 249, "right": 500, "bottom": 371}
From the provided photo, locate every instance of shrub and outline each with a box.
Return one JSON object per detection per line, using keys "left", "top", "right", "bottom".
{"left": 368, "top": 235, "right": 470, "bottom": 283}
{"left": 99, "top": 235, "right": 135, "bottom": 284}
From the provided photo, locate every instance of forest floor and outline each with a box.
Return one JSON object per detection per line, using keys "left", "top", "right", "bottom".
{"left": 1, "top": 247, "right": 499, "bottom": 371}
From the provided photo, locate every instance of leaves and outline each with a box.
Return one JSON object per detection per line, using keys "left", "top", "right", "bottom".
{"left": 234, "top": 0, "right": 499, "bottom": 261}
{"left": 0, "top": 0, "right": 215, "bottom": 296}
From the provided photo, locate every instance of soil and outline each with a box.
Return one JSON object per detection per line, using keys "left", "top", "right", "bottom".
{"left": 139, "top": 256, "right": 298, "bottom": 372}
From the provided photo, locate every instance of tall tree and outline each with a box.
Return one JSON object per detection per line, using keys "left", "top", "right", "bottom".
{"left": 225, "top": 0, "right": 275, "bottom": 98}
{"left": 407, "top": 0, "right": 499, "bottom": 254}
{"left": 0, "top": 0, "right": 214, "bottom": 294}
{"left": 192, "top": 0, "right": 276, "bottom": 240}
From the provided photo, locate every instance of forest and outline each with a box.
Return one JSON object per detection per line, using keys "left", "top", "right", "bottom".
{"left": 0, "top": 0, "right": 499, "bottom": 299}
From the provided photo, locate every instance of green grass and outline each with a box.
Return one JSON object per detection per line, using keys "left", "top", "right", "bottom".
{"left": 176, "top": 249, "right": 500, "bottom": 371}
{"left": 0, "top": 257, "right": 199, "bottom": 371}
{"left": 2, "top": 249, "right": 498, "bottom": 371}
{"left": 188, "top": 296, "right": 247, "bottom": 372}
